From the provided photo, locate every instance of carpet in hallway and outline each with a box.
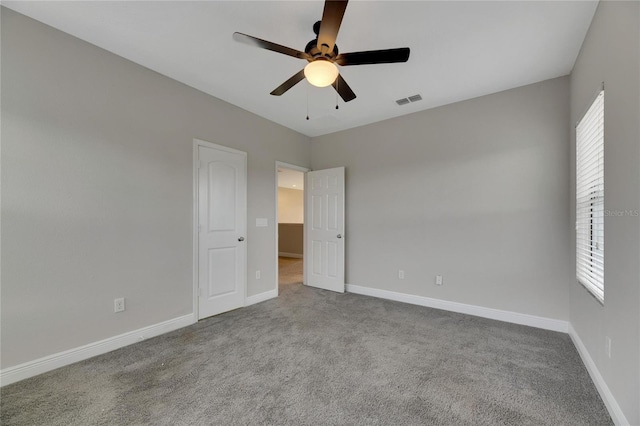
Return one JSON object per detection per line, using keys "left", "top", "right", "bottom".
{"left": 279, "top": 256, "right": 303, "bottom": 288}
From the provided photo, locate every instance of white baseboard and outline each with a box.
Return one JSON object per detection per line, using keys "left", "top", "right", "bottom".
{"left": 346, "top": 284, "right": 629, "bottom": 423}
{"left": 278, "top": 252, "right": 303, "bottom": 258}
{"left": 245, "top": 289, "right": 278, "bottom": 306}
{"left": 0, "top": 314, "right": 194, "bottom": 387}
{"left": 2, "top": 290, "right": 279, "bottom": 387}
{"left": 346, "top": 284, "right": 569, "bottom": 333}
{"left": 568, "top": 324, "right": 629, "bottom": 426}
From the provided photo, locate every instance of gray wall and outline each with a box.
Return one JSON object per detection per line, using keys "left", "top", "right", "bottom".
{"left": 569, "top": 2, "right": 640, "bottom": 424}
{"left": 4, "top": 7, "right": 638, "bottom": 421}
{"left": 1, "top": 9, "right": 311, "bottom": 369}
{"left": 312, "top": 77, "right": 572, "bottom": 321}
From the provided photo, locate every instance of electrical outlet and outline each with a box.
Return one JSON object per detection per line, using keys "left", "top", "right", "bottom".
{"left": 398, "top": 270, "right": 405, "bottom": 279}
{"left": 605, "top": 336, "right": 612, "bottom": 358}
{"left": 256, "top": 270, "right": 261, "bottom": 280}
{"left": 435, "top": 275, "right": 443, "bottom": 286}
{"left": 114, "top": 297, "right": 125, "bottom": 313}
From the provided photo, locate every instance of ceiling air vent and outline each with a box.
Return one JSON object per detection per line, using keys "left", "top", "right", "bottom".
{"left": 396, "top": 94, "right": 422, "bottom": 106}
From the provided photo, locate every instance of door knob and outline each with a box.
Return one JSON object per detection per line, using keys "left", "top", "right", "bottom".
{"left": 238, "top": 237, "right": 245, "bottom": 242}
{"left": 337, "top": 234, "right": 342, "bottom": 239}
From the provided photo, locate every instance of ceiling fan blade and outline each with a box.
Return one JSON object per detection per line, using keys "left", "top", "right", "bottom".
{"left": 233, "top": 32, "right": 310, "bottom": 60}
{"left": 317, "top": 0, "right": 349, "bottom": 55}
{"left": 332, "top": 74, "right": 356, "bottom": 102}
{"left": 335, "top": 47, "right": 410, "bottom": 66}
{"left": 270, "top": 70, "right": 306, "bottom": 96}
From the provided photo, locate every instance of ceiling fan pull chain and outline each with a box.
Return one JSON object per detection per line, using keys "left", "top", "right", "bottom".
{"left": 306, "top": 84, "right": 310, "bottom": 120}
{"left": 335, "top": 77, "right": 339, "bottom": 110}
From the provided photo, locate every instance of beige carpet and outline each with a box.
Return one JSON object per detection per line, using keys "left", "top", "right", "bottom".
{"left": 279, "top": 256, "right": 303, "bottom": 288}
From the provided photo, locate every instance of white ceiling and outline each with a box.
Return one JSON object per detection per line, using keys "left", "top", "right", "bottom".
{"left": 3, "top": 0, "right": 598, "bottom": 137}
{"left": 278, "top": 168, "right": 305, "bottom": 190}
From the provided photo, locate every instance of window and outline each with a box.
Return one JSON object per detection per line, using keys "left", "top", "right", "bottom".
{"left": 576, "top": 89, "right": 604, "bottom": 303}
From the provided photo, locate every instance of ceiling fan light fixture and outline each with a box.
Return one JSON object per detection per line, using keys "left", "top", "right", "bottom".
{"left": 304, "top": 60, "right": 339, "bottom": 87}
{"left": 234, "top": 0, "right": 410, "bottom": 102}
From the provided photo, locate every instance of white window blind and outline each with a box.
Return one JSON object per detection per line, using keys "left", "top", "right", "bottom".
{"left": 576, "top": 89, "right": 604, "bottom": 303}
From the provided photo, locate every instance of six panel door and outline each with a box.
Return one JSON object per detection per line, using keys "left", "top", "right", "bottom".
{"left": 305, "top": 167, "right": 345, "bottom": 293}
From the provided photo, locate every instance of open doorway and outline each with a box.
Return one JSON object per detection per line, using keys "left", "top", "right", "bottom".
{"left": 275, "top": 162, "right": 308, "bottom": 294}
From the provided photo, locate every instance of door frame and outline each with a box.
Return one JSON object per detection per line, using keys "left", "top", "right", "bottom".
{"left": 193, "top": 138, "right": 248, "bottom": 322}
{"left": 275, "top": 161, "right": 310, "bottom": 296}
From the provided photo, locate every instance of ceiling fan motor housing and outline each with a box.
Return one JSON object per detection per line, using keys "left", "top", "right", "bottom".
{"left": 305, "top": 39, "right": 339, "bottom": 61}
{"left": 233, "top": 2, "right": 410, "bottom": 103}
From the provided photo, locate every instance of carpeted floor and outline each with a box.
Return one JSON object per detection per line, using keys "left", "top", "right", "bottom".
{"left": 279, "top": 256, "right": 304, "bottom": 288}
{"left": 1, "top": 263, "right": 611, "bottom": 425}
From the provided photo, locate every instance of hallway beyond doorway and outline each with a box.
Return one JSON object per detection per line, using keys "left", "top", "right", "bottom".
{"left": 278, "top": 257, "right": 302, "bottom": 291}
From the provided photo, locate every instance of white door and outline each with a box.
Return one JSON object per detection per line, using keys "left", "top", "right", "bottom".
{"left": 305, "top": 167, "right": 345, "bottom": 293}
{"left": 198, "top": 144, "right": 246, "bottom": 319}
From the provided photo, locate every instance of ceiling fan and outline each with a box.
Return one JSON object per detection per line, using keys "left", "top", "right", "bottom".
{"left": 233, "top": 0, "right": 410, "bottom": 103}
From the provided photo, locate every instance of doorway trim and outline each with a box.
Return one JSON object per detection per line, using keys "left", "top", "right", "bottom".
{"left": 275, "top": 161, "right": 310, "bottom": 296}
{"left": 193, "top": 138, "right": 248, "bottom": 322}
